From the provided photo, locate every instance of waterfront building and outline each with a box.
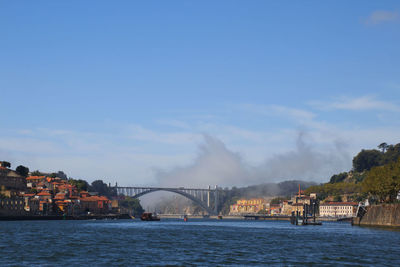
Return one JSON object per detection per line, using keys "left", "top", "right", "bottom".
{"left": 269, "top": 204, "right": 282, "bottom": 215}
{"left": 79, "top": 195, "right": 111, "bottom": 214}
{"left": 319, "top": 202, "right": 358, "bottom": 217}
{"left": 229, "top": 198, "right": 268, "bottom": 214}
{"left": 0, "top": 197, "right": 26, "bottom": 216}
{"left": 281, "top": 190, "right": 317, "bottom": 216}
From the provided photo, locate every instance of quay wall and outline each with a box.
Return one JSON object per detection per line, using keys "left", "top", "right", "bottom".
{"left": 353, "top": 203, "right": 400, "bottom": 227}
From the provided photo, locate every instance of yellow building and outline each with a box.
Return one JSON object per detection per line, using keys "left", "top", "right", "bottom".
{"left": 230, "top": 198, "right": 267, "bottom": 214}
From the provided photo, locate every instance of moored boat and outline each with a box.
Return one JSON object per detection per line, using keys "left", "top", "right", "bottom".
{"left": 140, "top": 212, "right": 160, "bottom": 221}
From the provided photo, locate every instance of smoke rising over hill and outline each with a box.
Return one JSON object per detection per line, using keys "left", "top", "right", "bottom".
{"left": 155, "top": 132, "right": 350, "bottom": 188}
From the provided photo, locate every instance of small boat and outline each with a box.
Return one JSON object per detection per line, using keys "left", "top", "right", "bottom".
{"left": 140, "top": 212, "right": 160, "bottom": 221}
{"left": 183, "top": 215, "right": 188, "bottom": 222}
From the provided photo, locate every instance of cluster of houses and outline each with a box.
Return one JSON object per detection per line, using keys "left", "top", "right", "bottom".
{"left": 23, "top": 175, "right": 115, "bottom": 215}
{"left": 0, "top": 161, "right": 117, "bottom": 217}
{"left": 229, "top": 190, "right": 358, "bottom": 218}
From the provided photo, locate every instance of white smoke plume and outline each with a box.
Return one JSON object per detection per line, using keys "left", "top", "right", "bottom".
{"left": 154, "top": 132, "right": 351, "bottom": 188}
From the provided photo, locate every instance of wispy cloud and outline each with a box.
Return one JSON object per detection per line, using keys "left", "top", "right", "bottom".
{"left": 127, "top": 124, "right": 201, "bottom": 145}
{"left": 310, "top": 96, "right": 400, "bottom": 112}
{"left": 364, "top": 10, "right": 399, "bottom": 25}
{"left": 156, "top": 119, "right": 190, "bottom": 130}
{"left": 238, "top": 103, "right": 316, "bottom": 122}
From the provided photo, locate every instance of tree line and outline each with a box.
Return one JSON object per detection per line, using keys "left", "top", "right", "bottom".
{"left": 306, "top": 142, "right": 400, "bottom": 204}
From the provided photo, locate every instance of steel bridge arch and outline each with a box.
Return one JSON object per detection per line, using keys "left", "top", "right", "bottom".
{"left": 131, "top": 188, "right": 215, "bottom": 215}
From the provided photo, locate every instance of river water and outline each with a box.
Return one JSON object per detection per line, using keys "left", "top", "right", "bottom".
{"left": 1, "top": 219, "right": 399, "bottom": 266}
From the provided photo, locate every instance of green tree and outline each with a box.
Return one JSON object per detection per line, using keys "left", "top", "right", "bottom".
{"left": 353, "top": 149, "right": 383, "bottom": 172}
{"left": 89, "top": 180, "right": 117, "bottom": 197}
{"left": 378, "top": 142, "right": 388, "bottom": 153}
{"left": 362, "top": 159, "right": 400, "bottom": 202}
{"left": 119, "top": 197, "right": 144, "bottom": 216}
{"left": 49, "top": 171, "right": 68, "bottom": 179}
{"left": 382, "top": 143, "right": 400, "bottom": 164}
{"left": 30, "top": 170, "right": 44, "bottom": 176}
{"left": 69, "top": 179, "right": 89, "bottom": 191}
{"left": 329, "top": 172, "right": 348, "bottom": 184}
{"left": 270, "top": 197, "right": 287, "bottom": 204}
{"left": 1, "top": 161, "right": 11, "bottom": 168}
{"left": 16, "top": 165, "right": 29, "bottom": 177}
{"left": 333, "top": 195, "right": 342, "bottom": 202}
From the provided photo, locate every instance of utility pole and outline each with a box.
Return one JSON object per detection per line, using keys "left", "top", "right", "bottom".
{"left": 214, "top": 185, "right": 218, "bottom": 214}
{"left": 207, "top": 185, "right": 210, "bottom": 208}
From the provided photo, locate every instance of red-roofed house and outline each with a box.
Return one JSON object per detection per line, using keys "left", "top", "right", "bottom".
{"left": 26, "top": 176, "right": 46, "bottom": 188}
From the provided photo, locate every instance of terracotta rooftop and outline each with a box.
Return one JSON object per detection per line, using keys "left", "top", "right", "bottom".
{"left": 80, "top": 196, "right": 110, "bottom": 202}
{"left": 26, "top": 176, "right": 46, "bottom": 180}
{"left": 37, "top": 191, "right": 52, "bottom": 196}
{"left": 321, "top": 202, "right": 358, "bottom": 206}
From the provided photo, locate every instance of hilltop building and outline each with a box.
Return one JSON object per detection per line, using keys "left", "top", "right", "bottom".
{"left": 0, "top": 161, "right": 27, "bottom": 193}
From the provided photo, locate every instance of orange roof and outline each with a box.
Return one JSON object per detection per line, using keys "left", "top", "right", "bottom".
{"left": 37, "top": 191, "right": 52, "bottom": 196}
{"left": 321, "top": 202, "right": 358, "bottom": 206}
{"left": 26, "top": 176, "right": 45, "bottom": 180}
{"left": 23, "top": 193, "right": 35, "bottom": 197}
{"left": 80, "top": 196, "right": 109, "bottom": 202}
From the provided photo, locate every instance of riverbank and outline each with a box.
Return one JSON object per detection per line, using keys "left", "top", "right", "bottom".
{"left": 0, "top": 213, "right": 131, "bottom": 221}
{"left": 158, "top": 214, "right": 351, "bottom": 222}
{"left": 352, "top": 203, "right": 400, "bottom": 227}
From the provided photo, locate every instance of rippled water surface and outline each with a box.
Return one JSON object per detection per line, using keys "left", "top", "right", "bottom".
{"left": 1, "top": 219, "right": 400, "bottom": 266}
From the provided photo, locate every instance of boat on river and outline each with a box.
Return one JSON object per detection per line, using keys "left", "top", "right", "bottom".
{"left": 140, "top": 212, "right": 160, "bottom": 221}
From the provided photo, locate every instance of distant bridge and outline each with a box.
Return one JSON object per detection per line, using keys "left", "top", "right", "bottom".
{"left": 115, "top": 186, "right": 219, "bottom": 215}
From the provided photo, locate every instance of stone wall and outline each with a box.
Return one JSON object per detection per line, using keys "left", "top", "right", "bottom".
{"left": 353, "top": 203, "right": 400, "bottom": 227}
{"left": 0, "top": 169, "right": 27, "bottom": 191}
{"left": 0, "top": 197, "right": 27, "bottom": 216}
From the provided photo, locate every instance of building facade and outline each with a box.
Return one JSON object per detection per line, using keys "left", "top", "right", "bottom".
{"left": 230, "top": 198, "right": 268, "bottom": 214}
{"left": 319, "top": 202, "right": 357, "bottom": 217}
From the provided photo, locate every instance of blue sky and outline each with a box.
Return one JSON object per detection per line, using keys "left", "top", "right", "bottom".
{"left": 1, "top": 1, "right": 399, "bottom": 186}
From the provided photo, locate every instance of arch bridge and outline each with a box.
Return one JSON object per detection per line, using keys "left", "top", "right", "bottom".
{"left": 115, "top": 186, "right": 219, "bottom": 215}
